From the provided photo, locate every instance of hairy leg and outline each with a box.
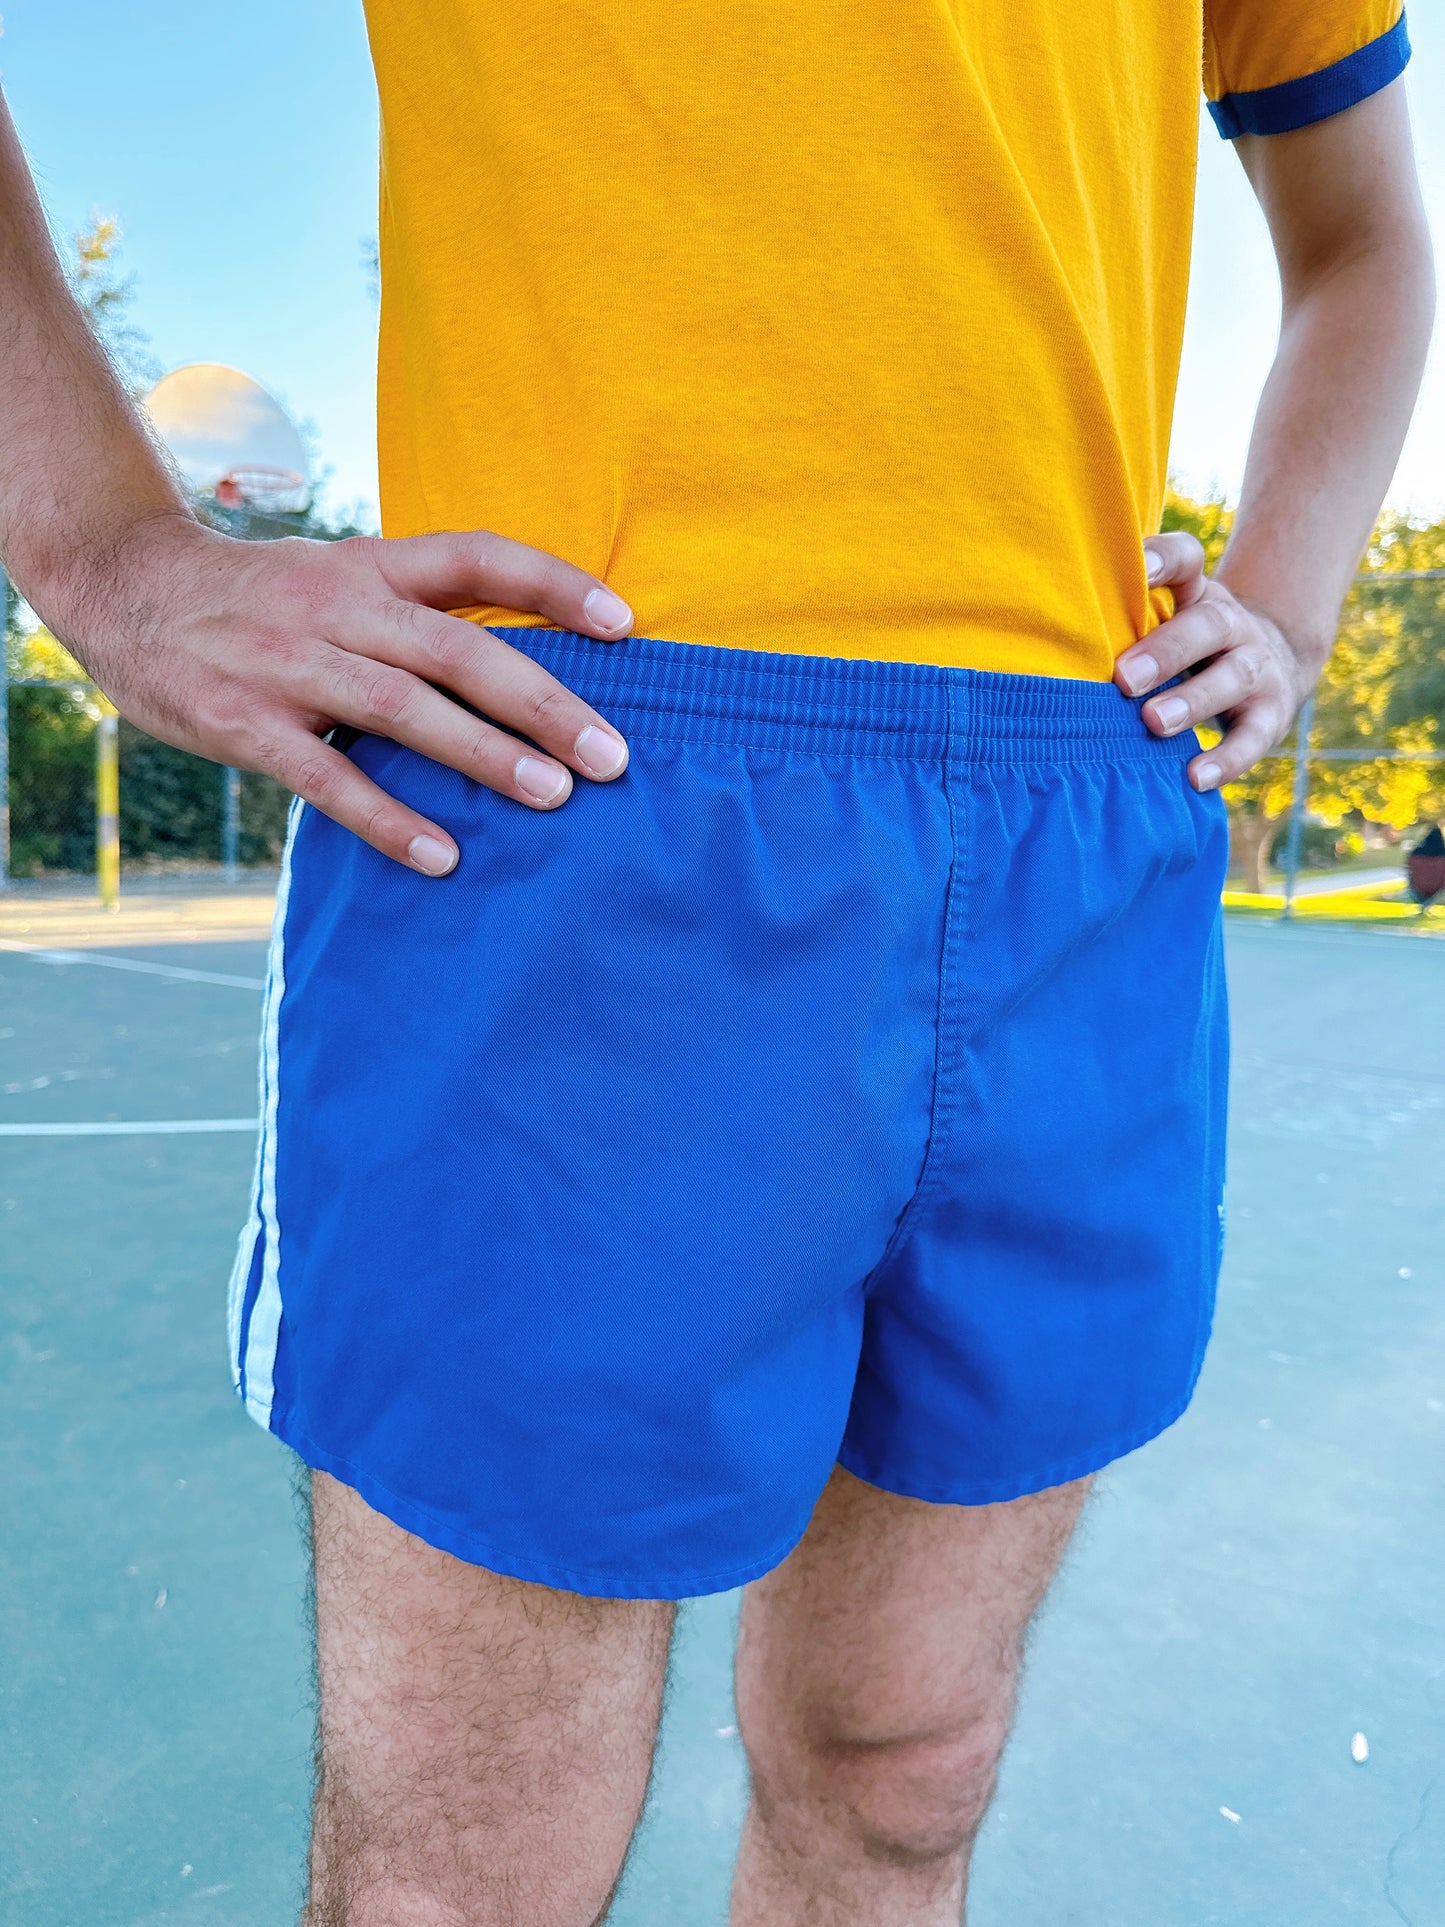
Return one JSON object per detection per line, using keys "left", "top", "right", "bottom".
{"left": 302, "top": 1471, "right": 674, "bottom": 1927}
{"left": 730, "top": 1466, "right": 1089, "bottom": 1926}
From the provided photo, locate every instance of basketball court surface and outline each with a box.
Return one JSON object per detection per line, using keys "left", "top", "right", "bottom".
{"left": 1, "top": 891, "right": 1442, "bottom": 1924}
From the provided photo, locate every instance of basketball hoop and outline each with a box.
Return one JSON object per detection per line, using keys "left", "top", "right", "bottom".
{"left": 215, "top": 465, "right": 307, "bottom": 511}
{"left": 145, "top": 365, "right": 312, "bottom": 514}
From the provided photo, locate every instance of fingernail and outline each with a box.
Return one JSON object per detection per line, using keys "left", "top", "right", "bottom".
{"left": 583, "top": 586, "right": 632, "bottom": 633}
{"left": 516, "top": 754, "right": 570, "bottom": 803}
{"left": 1155, "top": 696, "right": 1190, "bottom": 730}
{"left": 1146, "top": 549, "right": 1164, "bottom": 582}
{"left": 575, "top": 723, "right": 628, "bottom": 778}
{"left": 1122, "top": 654, "right": 1158, "bottom": 696}
{"left": 1195, "top": 762, "right": 1223, "bottom": 791}
{"left": 408, "top": 833, "right": 457, "bottom": 877}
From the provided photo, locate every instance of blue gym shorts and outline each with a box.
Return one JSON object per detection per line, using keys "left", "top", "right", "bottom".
{"left": 229, "top": 630, "right": 1230, "bottom": 1600}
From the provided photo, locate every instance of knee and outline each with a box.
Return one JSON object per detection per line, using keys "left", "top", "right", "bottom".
{"left": 306, "top": 1769, "right": 633, "bottom": 1927}
{"left": 748, "top": 1704, "right": 1013, "bottom": 1869}
{"left": 303, "top": 1774, "right": 565, "bottom": 1927}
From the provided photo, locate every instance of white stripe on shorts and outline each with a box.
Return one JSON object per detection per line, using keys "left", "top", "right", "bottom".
{"left": 230, "top": 796, "right": 304, "bottom": 1424}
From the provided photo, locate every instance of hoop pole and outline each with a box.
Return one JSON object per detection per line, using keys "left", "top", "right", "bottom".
{"left": 222, "top": 765, "right": 241, "bottom": 882}
{"left": 96, "top": 697, "right": 120, "bottom": 912}
{"left": 1280, "top": 693, "right": 1315, "bottom": 924}
{"left": 0, "top": 562, "right": 10, "bottom": 891}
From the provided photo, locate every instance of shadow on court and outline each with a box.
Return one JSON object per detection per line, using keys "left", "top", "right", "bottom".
{"left": 1, "top": 915, "right": 1441, "bottom": 1924}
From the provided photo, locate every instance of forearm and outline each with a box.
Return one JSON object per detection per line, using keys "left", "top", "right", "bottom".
{"left": 1217, "top": 240, "right": 1433, "bottom": 661}
{"left": 0, "top": 88, "right": 193, "bottom": 636}
{"left": 1214, "top": 96, "right": 1435, "bottom": 666}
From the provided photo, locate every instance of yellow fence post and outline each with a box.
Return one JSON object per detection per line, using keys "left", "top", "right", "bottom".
{"left": 95, "top": 695, "right": 120, "bottom": 912}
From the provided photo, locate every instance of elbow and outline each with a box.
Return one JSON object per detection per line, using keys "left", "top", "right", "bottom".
{"left": 1280, "top": 221, "right": 1435, "bottom": 367}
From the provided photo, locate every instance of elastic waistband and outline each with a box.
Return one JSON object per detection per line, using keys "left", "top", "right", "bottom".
{"left": 486, "top": 629, "right": 1195, "bottom": 765}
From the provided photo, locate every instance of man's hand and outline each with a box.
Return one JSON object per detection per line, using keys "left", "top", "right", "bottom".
{"left": 47, "top": 515, "right": 636, "bottom": 878}
{"left": 1114, "top": 533, "right": 1321, "bottom": 794}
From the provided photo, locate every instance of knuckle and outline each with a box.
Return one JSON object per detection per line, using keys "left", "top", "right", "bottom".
{"left": 520, "top": 680, "right": 576, "bottom": 737}
{"left": 187, "top": 689, "right": 245, "bottom": 746}
{"left": 347, "top": 664, "right": 415, "bottom": 729}
{"left": 1154, "top": 626, "right": 1188, "bottom": 670}
{"left": 1232, "top": 649, "right": 1263, "bottom": 696}
{"left": 1200, "top": 597, "right": 1235, "bottom": 649}
{"left": 541, "top": 552, "right": 571, "bottom": 591}
{"left": 1183, "top": 680, "right": 1213, "bottom": 721}
{"left": 234, "top": 723, "right": 287, "bottom": 778}
{"left": 338, "top": 533, "right": 383, "bottom": 566}
{"left": 278, "top": 544, "right": 346, "bottom": 620}
{"left": 288, "top": 751, "right": 340, "bottom": 806}
{"left": 360, "top": 796, "right": 399, "bottom": 850}
{"left": 457, "top": 528, "right": 504, "bottom": 577}
{"left": 382, "top": 597, "right": 432, "bottom": 649}
{"left": 420, "top": 616, "right": 476, "bottom": 676}
{"left": 234, "top": 716, "right": 300, "bottom": 774}
{"left": 438, "top": 529, "right": 475, "bottom": 572}
{"left": 1148, "top": 629, "right": 1188, "bottom": 678}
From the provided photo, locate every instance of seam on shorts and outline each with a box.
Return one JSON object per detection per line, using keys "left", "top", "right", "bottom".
{"left": 916, "top": 674, "right": 971, "bottom": 1217}
{"left": 852, "top": 684, "right": 963, "bottom": 1297}
{"left": 857, "top": 674, "right": 972, "bottom": 1293}
{"left": 268, "top": 1411, "right": 814, "bottom": 1600}
{"left": 836, "top": 1377, "right": 1203, "bottom": 1509}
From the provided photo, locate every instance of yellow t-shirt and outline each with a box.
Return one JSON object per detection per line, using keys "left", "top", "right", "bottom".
{"left": 363, "top": 1, "right": 1408, "bottom": 677}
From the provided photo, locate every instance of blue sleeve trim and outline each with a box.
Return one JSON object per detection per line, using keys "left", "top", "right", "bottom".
{"left": 1208, "top": 12, "right": 1410, "bottom": 139}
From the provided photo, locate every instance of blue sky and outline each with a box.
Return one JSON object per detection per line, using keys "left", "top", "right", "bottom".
{"left": 5, "top": 0, "right": 1444, "bottom": 526}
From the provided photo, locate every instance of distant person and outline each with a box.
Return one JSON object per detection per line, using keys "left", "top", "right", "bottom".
{"left": 0, "top": 4, "right": 1432, "bottom": 1921}
{"left": 1408, "top": 822, "right": 1445, "bottom": 907}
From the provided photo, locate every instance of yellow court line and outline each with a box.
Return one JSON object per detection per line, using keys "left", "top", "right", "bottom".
{"left": 1222, "top": 887, "right": 1443, "bottom": 926}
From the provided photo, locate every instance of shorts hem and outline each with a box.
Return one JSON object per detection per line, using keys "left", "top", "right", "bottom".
{"left": 259, "top": 1405, "right": 811, "bottom": 1601}
{"left": 835, "top": 1385, "right": 1199, "bottom": 1508}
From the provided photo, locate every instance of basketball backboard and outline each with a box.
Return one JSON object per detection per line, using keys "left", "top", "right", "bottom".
{"left": 143, "top": 363, "right": 310, "bottom": 515}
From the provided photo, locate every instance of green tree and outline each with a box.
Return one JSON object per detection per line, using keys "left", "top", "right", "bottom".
{"left": 70, "top": 212, "right": 161, "bottom": 396}
{"left": 5, "top": 630, "right": 98, "bottom": 875}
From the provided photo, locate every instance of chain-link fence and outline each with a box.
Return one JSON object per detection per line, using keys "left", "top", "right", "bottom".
{"left": 1, "top": 646, "right": 291, "bottom": 885}
{"left": 6, "top": 711, "right": 290, "bottom": 883}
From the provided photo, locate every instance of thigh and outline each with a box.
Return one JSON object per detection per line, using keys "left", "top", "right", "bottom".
{"left": 736, "top": 1465, "right": 1088, "bottom": 1750}
{"left": 306, "top": 1471, "right": 674, "bottom": 1924}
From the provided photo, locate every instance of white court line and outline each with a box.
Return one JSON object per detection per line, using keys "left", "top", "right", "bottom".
{"left": 0, "top": 1118, "right": 259, "bottom": 1137}
{"left": 0, "top": 941, "right": 264, "bottom": 990}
